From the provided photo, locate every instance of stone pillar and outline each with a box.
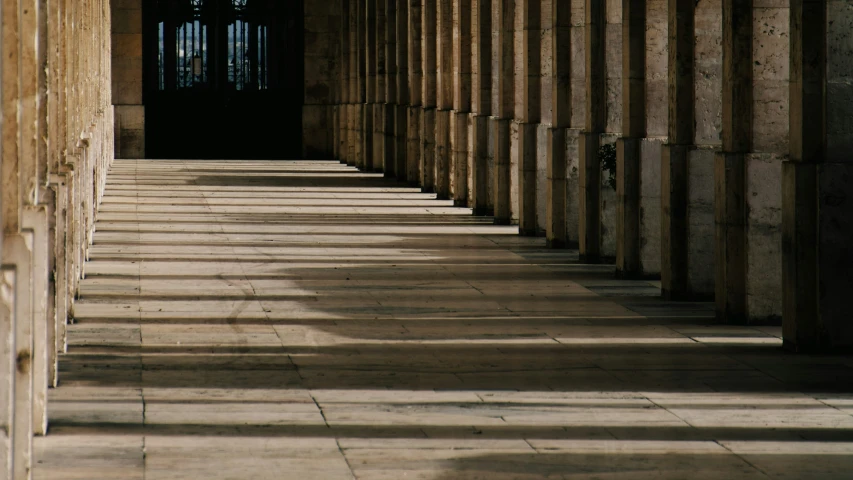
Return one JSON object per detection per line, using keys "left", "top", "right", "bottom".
{"left": 37, "top": 2, "right": 53, "bottom": 390}
{"left": 381, "top": 0, "right": 397, "bottom": 176}
{"left": 0, "top": 79, "right": 11, "bottom": 469}
{"left": 349, "top": 0, "right": 360, "bottom": 166}
{"left": 661, "top": 0, "right": 694, "bottom": 298}
{"left": 2, "top": 0, "right": 35, "bottom": 474}
{"left": 546, "top": 0, "right": 571, "bottom": 248}
{"left": 339, "top": 0, "right": 351, "bottom": 163}
{"left": 451, "top": 0, "right": 471, "bottom": 207}
{"left": 421, "top": 0, "right": 437, "bottom": 192}
{"left": 111, "top": 0, "right": 144, "bottom": 159}
{"left": 715, "top": 0, "right": 752, "bottom": 323}
{"left": 19, "top": 0, "right": 51, "bottom": 438}
{"left": 2, "top": 0, "right": 115, "bottom": 464}
{"left": 616, "top": 0, "right": 645, "bottom": 275}
{"left": 660, "top": 0, "right": 719, "bottom": 300}
{"left": 515, "top": 0, "right": 540, "bottom": 236}
{"left": 1, "top": 264, "right": 13, "bottom": 479}
{"left": 564, "top": 0, "right": 585, "bottom": 248}
{"left": 46, "top": 0, "right": 67, "bottom": 392}
{"left": 374, "top": 0, "right": 387, "bottom": 172}
{"left": 395, "top": 0, "right": 410, "bottom": 181}
{"left": 434, "top": 0, "right": 453, "bottom": 199}
{"left": 716, "top": 0, "right": 789, "bottom": 324}
{"left": 470, "top": 0, "right": 492, "bottom": 216}
{"left": 492, "top": 0, "right": 514, "bottom": 225}
{"left": 408, "top": 0, "right": 423, "bottom": 185}
{"left": 578, "top": 0, "right": 605, "bottom": 262}
{"left": 363, "top": 0, "right": 377, "bottom": 170}
{"left": 783, "top": 0, "right": 853, "bottom": 351}
{"left": 355, "top": 0, "right": 365, "bottom": 167}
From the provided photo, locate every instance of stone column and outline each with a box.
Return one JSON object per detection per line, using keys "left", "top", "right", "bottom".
{"left": 515, "top": 0, "right": 540, "bottom": 236}
{"left": 546, "top": 0, "right": 571, "bottom": 247}
{"left": 565, "top": 0, "right": 585, "bottom": 247}
{"left": 395, "top": 0, "right": 409, "bottom": 181}
{"left": 434, "top": 0, "right": 453, "bottom": 199}
{"left": 387, "top": 0, "right": 399, "bottom": 175}
{"left": 347, "top": 0, "right": 358, "bottom": 166}
{"left": 20, "top": 0, "right": 51, "bottom": 438}
{"left": 381, "top": 0, "right": 397, "bottom": 176}
{"left": 661, "top": 0, "right": 694, "bottom": 298}
{"left": 578, "top": 0, "right": 605, "bottom": 262}
{"left": 333, "top": 36, "right": 341, "bottom": 162}
{"left": 2, "top": 0, "right": 36, "bottom": 474}
{"left": 339, "top": 0, "right": 350, "bottom": 163}
{"left": 2, "top": 0, "right": 115, "bottom": 467}
{"left": 111, "top": 0, "right": 144, "bottom": 158}
{"left": 37, "top": 0, "right": 54, "bottom": 394}
{"left": 783, "top": 0, "right": 853, "bottom": 351}
{"left": 421, "top": 0, "right": 438, "bottom": 192}
{"left": 0, "top": 4, "right": 11, "bottom": 459}
{"left": 470, "top": 0, "right": 492, "bottom": 216}
{"left": 1, "top": 264, "right": 13, "bottom": 479}
{"left": 374, "top": 0, "right": 387, "bottom": 172}
{"left": 715, "top": 0, "right": 752, "bottom": 323}
{"left": 55, "top": 0, "right": 72, "bottom": 368}
{"left": 492, "top": 0, "right": 514, "bottom": 225}
{"left": 451, "top": 0, "right": 471, "bottom": 207}
{"left": 45, "top": 0, "right": 65, "bottom": 390}
{"left": 408, "top": 0, "right": 423, "bottom": 184}
{"left": 661, "top": 0, "right": 719, "bottom": 300}
{"left": 615, "top": 0, "right": 645, "bottom": 275}
{"left": 716, "top": 0, "right": 789, "bottom": 324}
{"left": 363, "top": 0, "right": 377, "bottom": 170}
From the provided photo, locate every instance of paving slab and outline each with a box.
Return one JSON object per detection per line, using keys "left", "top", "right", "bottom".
{"left": 39, "top": 160, "right": 853, "bottom": 479}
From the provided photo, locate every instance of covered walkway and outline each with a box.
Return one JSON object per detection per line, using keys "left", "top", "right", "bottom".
{"left": 35, "top": 160, "right": 853, "bottom": 479}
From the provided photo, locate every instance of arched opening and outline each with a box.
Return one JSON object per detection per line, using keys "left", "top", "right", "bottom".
{"left": 142, "top": 0, "right": 304, "bottom": 159}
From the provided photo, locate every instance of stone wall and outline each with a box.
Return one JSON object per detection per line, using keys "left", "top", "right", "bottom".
{"left": 112, "top": 0, "right": 144, "bottom": 158}
{"left": 304, "top": 1, "right": 342, "bottom": 158}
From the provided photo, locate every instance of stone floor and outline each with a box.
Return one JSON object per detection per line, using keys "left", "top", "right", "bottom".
{"left": 35, "top": 159, "right": 853, "bottom": 479}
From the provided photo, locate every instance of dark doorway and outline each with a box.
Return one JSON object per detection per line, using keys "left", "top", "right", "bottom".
{"left": 143, "top": 0, "right": 304, "bottom": 159}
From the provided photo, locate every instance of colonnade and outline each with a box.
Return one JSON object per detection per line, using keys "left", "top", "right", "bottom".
{"left": 1, "top": 0, "right": 852, "bottom": 477}
{"left": 1, "top": 0, "right": 114, "bottom": 477}
{"left": 331, "top": 0, "right": 853, "bottom": 349}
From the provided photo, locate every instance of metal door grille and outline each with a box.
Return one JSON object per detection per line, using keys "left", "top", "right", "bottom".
{"left": 156, "top": 0, "right": 272, "bottom": 91}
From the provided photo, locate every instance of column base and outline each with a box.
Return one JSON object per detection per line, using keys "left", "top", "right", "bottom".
{"left": 516, "top": 122, "right": 538, "bottom": 237}
{"left": 578, "top": 131, "right": 601, "bottom": 263}
{"left": 491, "top": 117, "right": 511, "bottom": 225}
{"left": 451, "top": 111, "right": 470, "bottom": 207}
{"left": 783, "top": 160, "right": 853, "bottom": 351}
{"left": 616, "top": 137, "right": 641, "bottom": 277}
{"left": 421, "top": 107, "right": 436, "bottom": 192}
{"left": 470, "top": 114, "right": 490, "bottom": 216}
{"left": 714, "top": 151, "right": 747, "bottom": 324}
{"left": 434, "top": 109, "right": 452, "bottom": 200}
{"left": 394, "top": 105, "right": 408, "bottom": 182}
{"left": 382, "top": 103, "right": 396, "bottom": 177}
{"left": 546, "top": 127, "right": 568, "bottom": 248}
{"left": 406, "top": 107, "right": 422, "bottom": 186}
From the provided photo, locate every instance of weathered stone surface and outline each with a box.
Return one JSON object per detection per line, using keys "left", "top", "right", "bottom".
{"left": 746, "top": 153, "right": 784, "bottom": 321}
{"left": 5, "top": 0, "right": 853, "bottom": 475}
{"left": 34, "top": 159, "right": 853, "bottom": 479}
{"left": 639, "top": 138, "right": 661, "bottom": 275}
{"left": 687, "top": 148, "right": 716, "bottom": 297}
